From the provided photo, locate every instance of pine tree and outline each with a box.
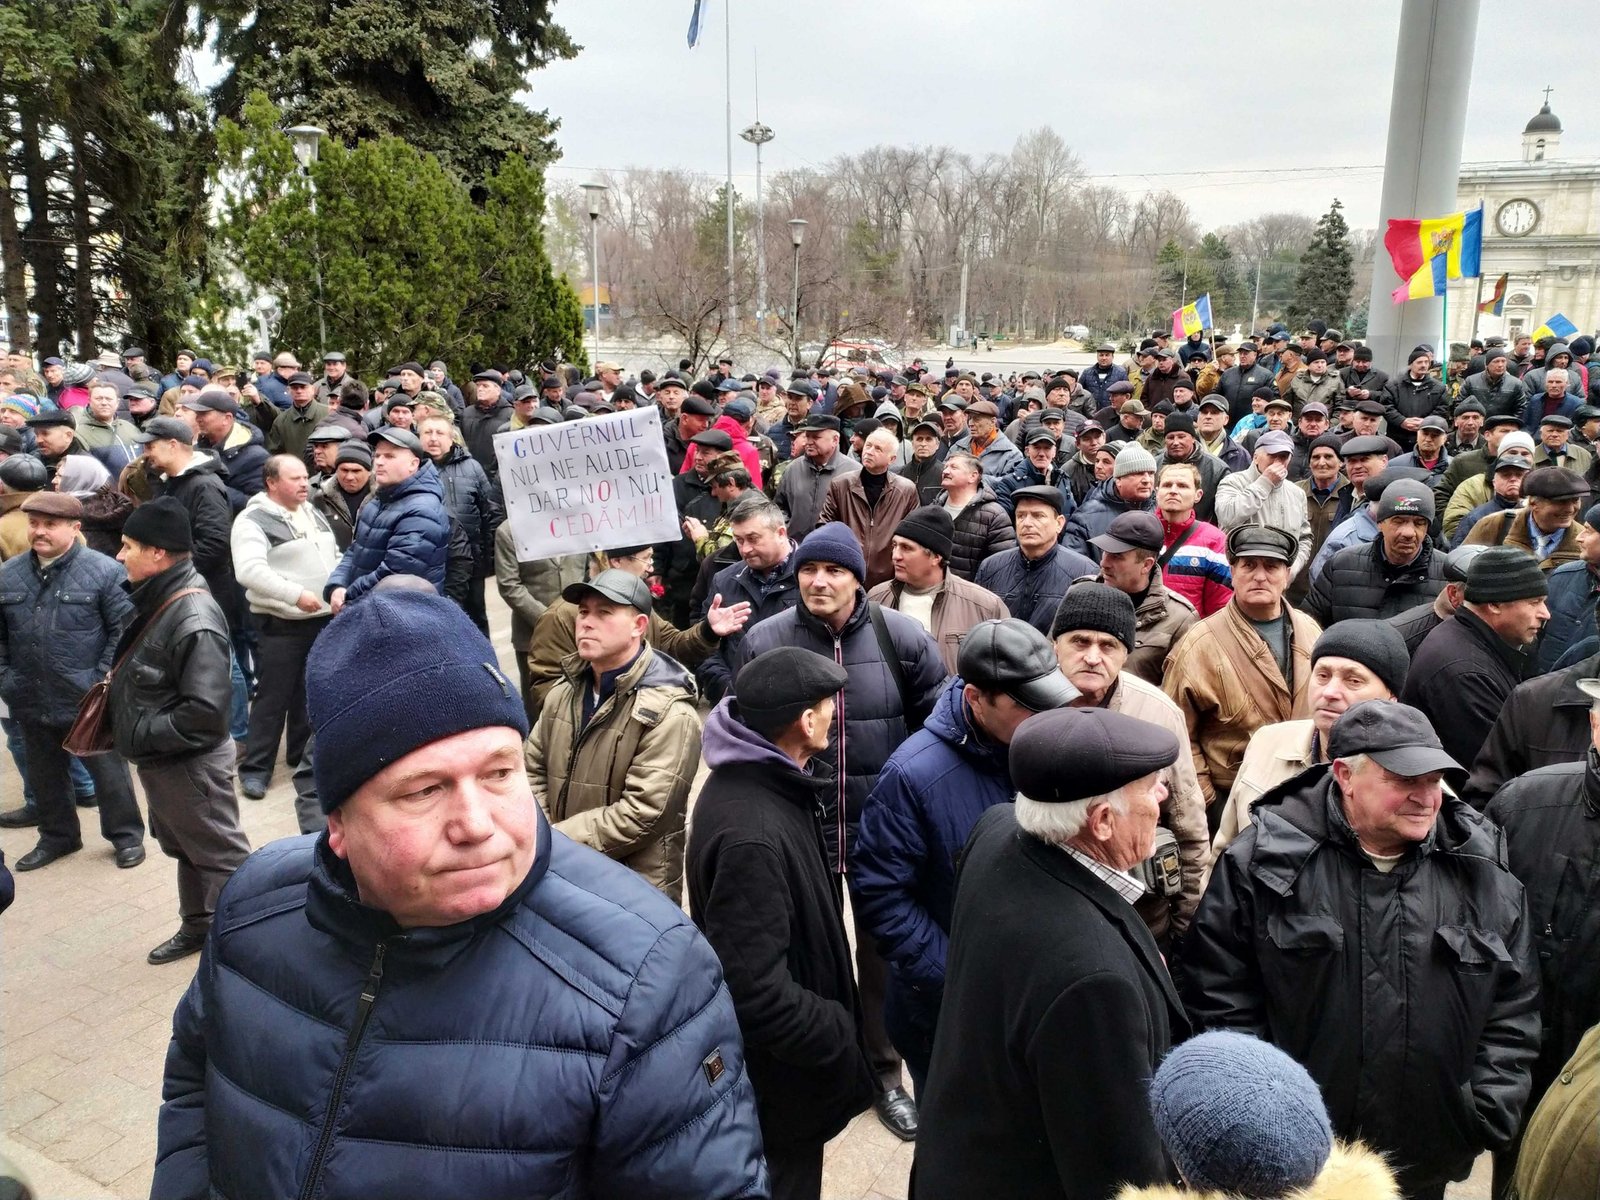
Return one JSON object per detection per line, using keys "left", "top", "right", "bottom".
{"left": 1288, "top": 199, "right": 1355, "bottom": 330}
{"left": 198, "top": 0, "right": 577, "bottom": 187}
{"left": 1196, "top": 232, "right": 1248, "bottom": 326}
{"left": 214, "top": 94, "right": 580, "bottom": 376}
{"left": 1150, "top": 239, "right": 1186, "bottom": 326}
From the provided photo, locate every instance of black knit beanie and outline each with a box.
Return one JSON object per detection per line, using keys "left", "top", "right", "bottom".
{"left": 1464, "top": 547, "right": 1548, "bottom": 604}
{"left": 1311, "top": 619, "right": 1410, "bottom": 697}
{"left": 895, "top": 506, "right": 955, "bottom": 563}
{"left": 122, "top": 496, "right": 193, "bottom": 553}
{"left": 1050, "top": 582, "right": 1137, "bottom": 650}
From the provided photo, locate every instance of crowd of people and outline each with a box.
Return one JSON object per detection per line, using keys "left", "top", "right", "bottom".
{"left": 0, "top": 323, "right": 1598, "bottom": 1200}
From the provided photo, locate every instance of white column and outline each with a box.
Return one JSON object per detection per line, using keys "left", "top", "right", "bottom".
{"left": 1365, "top": 0, "right": 1481, "bottom": 374}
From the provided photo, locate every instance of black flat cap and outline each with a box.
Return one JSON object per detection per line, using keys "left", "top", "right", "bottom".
{"left": 680, "top": 395, "right": 717, "bottom": 417}
{"left": 562, "top": 568, "right": 652, "bottom": 615}
{"left": 734, "top": 647, "right": 848, "bottom": 736}
{"left": 785, "top": 379, "right": 819, "bottom": 400}
{"left": 132, "top": 416, "right": 194, "bottom": 445}
{"left": 306, "top": 424, "right": 352, "bottom": 444}
{"left": 472, "top": 369, "right": 504, "bottom": 384}
{"left": 1339, "top": 435, "right": 1391, "bottom": 459}
{"left": 959, "top": 619, "right": 1078, "bottom": 712}
{"left": 1009, "top": 707, "right": 1180, "bottom": 804}
{"left": 1226, "top": 524, "right": 1299, "bottom": 564}
{"left": 1328, "top": 700, "right": 1459, "bottom": 778}
{"left": 690, "top": 429, "right": 734, "bottom": 451}
{"left": 530, "top": 407, "right": 566, "bottom": 426}
{"left": 798, "top": 414, "right": 841, "bottom": 433}
{"left": 25, "top": 411, "right": 75, "bottom": 430}
{"left": 1010, "top": 484, "right": 1066, "bottom": 513}
{"left": 1522, "top": 466, "right": 1590, "bottom": 500}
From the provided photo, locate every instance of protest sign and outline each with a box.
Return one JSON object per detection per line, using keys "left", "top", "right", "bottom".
{"left": 493, "top": 406, "right": 681, "bottom": 560}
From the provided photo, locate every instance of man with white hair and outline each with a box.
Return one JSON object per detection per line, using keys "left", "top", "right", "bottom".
{"left": 913, "top": 706, "right": 1188, "bottom": 1200}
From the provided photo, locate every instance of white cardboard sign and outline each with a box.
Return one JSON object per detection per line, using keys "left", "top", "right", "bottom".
{"left": 493, "top": 407, "right": 681, "bottom": 560}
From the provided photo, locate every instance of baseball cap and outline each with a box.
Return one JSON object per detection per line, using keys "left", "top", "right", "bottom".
{"left": 562, "top": 568, "right": 652, "bottom": 615}
{"left": 1091, "top": 511, "right": 1164, "bottom": 555}
{"left": 958, "top": 618, "right": 1079, "bottom": 712}
{"left": 1328, "top": 700, "right": 1460, "bottom": 778}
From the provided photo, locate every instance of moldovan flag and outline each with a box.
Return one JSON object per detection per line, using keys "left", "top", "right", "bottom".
{"left": 1532, "top": 313, "right": 1579, "bottom": 342}
{"left": 1478, "top": 272, "right": 1508, "bottom": 316}
{"left": 1385, "top": 203, "right": 1483, "bottom": 303}
{"left": 1172, "top": 294, "right": 1213, "bottom": 339}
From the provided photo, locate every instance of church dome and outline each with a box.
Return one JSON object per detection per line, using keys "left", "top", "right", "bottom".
{"left": 1525, "top": 101, "right": 1562, "bottom": 135}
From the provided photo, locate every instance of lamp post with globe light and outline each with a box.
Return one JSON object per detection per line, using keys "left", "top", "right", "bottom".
{"left": 286, "top": 125, "right": 328, "bottom": 353}
{"left": 580, "top": 182, "right": 608, "bottom": 367}
{"left": 788, "top": 219, "right": 807, "bottom": 368}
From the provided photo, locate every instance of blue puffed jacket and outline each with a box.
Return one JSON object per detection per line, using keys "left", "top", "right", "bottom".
{"left": 152, "top": 815, "right": 768, "bottom": 1200}
{"left": 849, "top": 678, "right": 1013, "bottom": 1031}
{"left": 324, "top": 461, "right": 450, "bottom": 602}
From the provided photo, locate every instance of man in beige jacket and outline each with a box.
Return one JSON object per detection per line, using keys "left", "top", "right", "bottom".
{"left": 1163, "top": 525, "right": 1322, "bottom": 814}
{"left": 1212, "top": 619, "right": 1409, "bottom": 859}
{"left": 525, "top": 569, "right": 705, "bottom": 901}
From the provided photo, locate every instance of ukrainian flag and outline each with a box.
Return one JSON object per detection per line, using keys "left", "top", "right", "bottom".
{"left": 1172, "top": 294, "right": 1213, "bottom": 339}
{"left": 1384, "top": 203, "right": 1483, "bottom": 303}
{"left": 1532, "top": 313, "right": 1579, "bottom": 342}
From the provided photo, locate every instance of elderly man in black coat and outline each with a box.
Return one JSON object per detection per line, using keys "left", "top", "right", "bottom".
{"left": 689, "top": 647, "right": 875, "bottom": 1200}
{"left": 1403, "top": 547, "right": 1549, "bottom": 774}
{"left": 1179, "top": 701, "right": 1540, "bottom": 1200}
{"left": 913, "top": 706, "right": 1188, "bottom": 1200}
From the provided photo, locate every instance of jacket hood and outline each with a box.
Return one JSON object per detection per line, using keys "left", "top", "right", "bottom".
{"left": 1246, "top": 767, "right": 1498, "bottom": 892}
{"left": 1113, "top": 1141, "right": 1400, "bottom": 1200}
{"left": 224, "top": 420, "right": 264, "bottom": 451}
{"left": 634, "top": 644, "right": 697, "bottom": 695}
{"left": 1544, "top": 341, "right": 1571, "bottom": 363}
{"left": 873, "top": 401, "right": 904, "bottom": 429}
{"left": 169, "top": 449, "right": 228, "bottom": 481}
{"left": 923, "top": 677, "right": 1011, "bottom": 779}
{"left": 701, "top": 697, "right": 802, "bottom": 772}
{"left": 712, "top": 414, "right": 750, "bottom": 444}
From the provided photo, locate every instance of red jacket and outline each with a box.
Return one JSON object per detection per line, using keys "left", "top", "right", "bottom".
{"left": 1158, "top": 512, "right": 1233, "bottom": 617}
{"left": 679, "top": 415, "right": 762, "bottom": 489}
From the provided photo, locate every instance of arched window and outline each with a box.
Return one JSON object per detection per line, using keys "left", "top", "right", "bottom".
{"left": 1535, "top": 139, "right": 1546, "bottom": 160}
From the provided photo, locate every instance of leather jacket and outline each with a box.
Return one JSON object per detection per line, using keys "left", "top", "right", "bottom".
{"left": 108, "top": 560, "right": 233, "bottom": 765}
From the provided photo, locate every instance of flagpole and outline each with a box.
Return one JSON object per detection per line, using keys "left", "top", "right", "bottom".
{"left": 1469, "top": 270, "right": 1486, "bottom": 348}
{"left": 1440, "top": 287, "right": 1450, "bottom": 388}
{"left": 724, "top": 0, "right": 736, "bottom": 350}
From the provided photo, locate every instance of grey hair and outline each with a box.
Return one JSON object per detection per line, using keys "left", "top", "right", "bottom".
{"left": 1013, "top": 789, "right": 1127, "bottom": 847}
{"left": 1547, "top": 366, "right": 1569, "bottom": 381}
{"left": 1333, "top": 753, "right": 1371, "bottom": 777}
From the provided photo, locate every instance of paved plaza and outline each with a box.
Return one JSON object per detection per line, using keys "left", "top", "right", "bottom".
{"left": 0, "top": 590, "right": 1483, "bottom": 1199}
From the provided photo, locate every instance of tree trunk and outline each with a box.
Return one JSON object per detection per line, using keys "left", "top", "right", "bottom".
{"left": 69, "top": 125, "right": 97, "bottom": 357}
{"left": 0, "top": 158, "right": 31, "bottom": 354}
{"left": 18, "top": 104, "right": 65, "bottom": 359}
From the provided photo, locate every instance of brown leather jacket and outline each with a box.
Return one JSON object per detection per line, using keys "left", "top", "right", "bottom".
{"left": 815, "top": 470, "right": 921, "bottom": 589}
{"left": 867, "top": 572, "right": 1009, "bottom": 674}
{"left": 1162, "top": 600, "right": 1320, "bottom": 808}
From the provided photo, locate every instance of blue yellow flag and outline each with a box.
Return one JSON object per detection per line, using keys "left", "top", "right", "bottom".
{"left": 688, "top": 0, "right": 706, "bottom": 47}
{"left": 1384, "top": 203, "right": 1483, "bottom": 303}
{"left": 1172, "top": 294, "right": 1213, "bottom": 339}
{"left": 1532, "top": 313, "right": 1579, "bottom": 342}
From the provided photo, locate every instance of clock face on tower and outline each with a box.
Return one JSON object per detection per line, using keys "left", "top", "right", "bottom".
{"left": 1496, "top": 199, "right": 1539, "bottom": 237}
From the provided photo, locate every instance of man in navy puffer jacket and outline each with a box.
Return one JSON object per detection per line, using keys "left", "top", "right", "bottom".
{"left": 325, "top": 428, "right": 450, "bottom": 608}
{"left": 850, "top": 621, "right": 1076, "bottom": 1094}
{"left": 153, "top": 590, "right": 767, "bottom": 1200}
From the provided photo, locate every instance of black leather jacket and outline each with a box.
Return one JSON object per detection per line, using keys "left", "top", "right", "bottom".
{"left": 108, "top": 561, "right": 233, "bottom": 765}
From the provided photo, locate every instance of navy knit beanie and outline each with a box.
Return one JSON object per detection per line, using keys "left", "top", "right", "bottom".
{"left": 1150, "top": 1031, "right": 1332, "bottom": 1198}
{"left": 795, "top": 522, "right": 867, "bottom": 582}
{"left": 307, "top": 590, "right": 529, "bottom": 813}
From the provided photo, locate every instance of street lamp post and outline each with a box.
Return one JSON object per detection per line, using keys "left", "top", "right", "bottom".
{"left": 285, "top": 125, "right": 328, "bottom": 354}
{"left": 740, "top": 121, "right": 774, "bottom": 336}
{"left": 788, "top": 218, "right": 807, "bottom": 368}
{"left": 580, "top": 182, "right": 608, "bottom": 367}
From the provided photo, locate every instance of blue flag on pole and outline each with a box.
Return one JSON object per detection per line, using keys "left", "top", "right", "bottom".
{"left": 688, "top": 0, "right": 706, "bottom": 47}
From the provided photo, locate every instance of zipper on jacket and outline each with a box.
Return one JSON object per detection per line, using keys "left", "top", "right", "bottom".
{"left": 298, "top": 940, "right": 387, "bottom": 1200}
{"left": 832, "top": 634, "right": 847, "bottom": 875}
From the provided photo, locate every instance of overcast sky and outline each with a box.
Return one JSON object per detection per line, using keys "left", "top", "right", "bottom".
{"left": 529, "top": 0, "right": 1598, "bottom": 231}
